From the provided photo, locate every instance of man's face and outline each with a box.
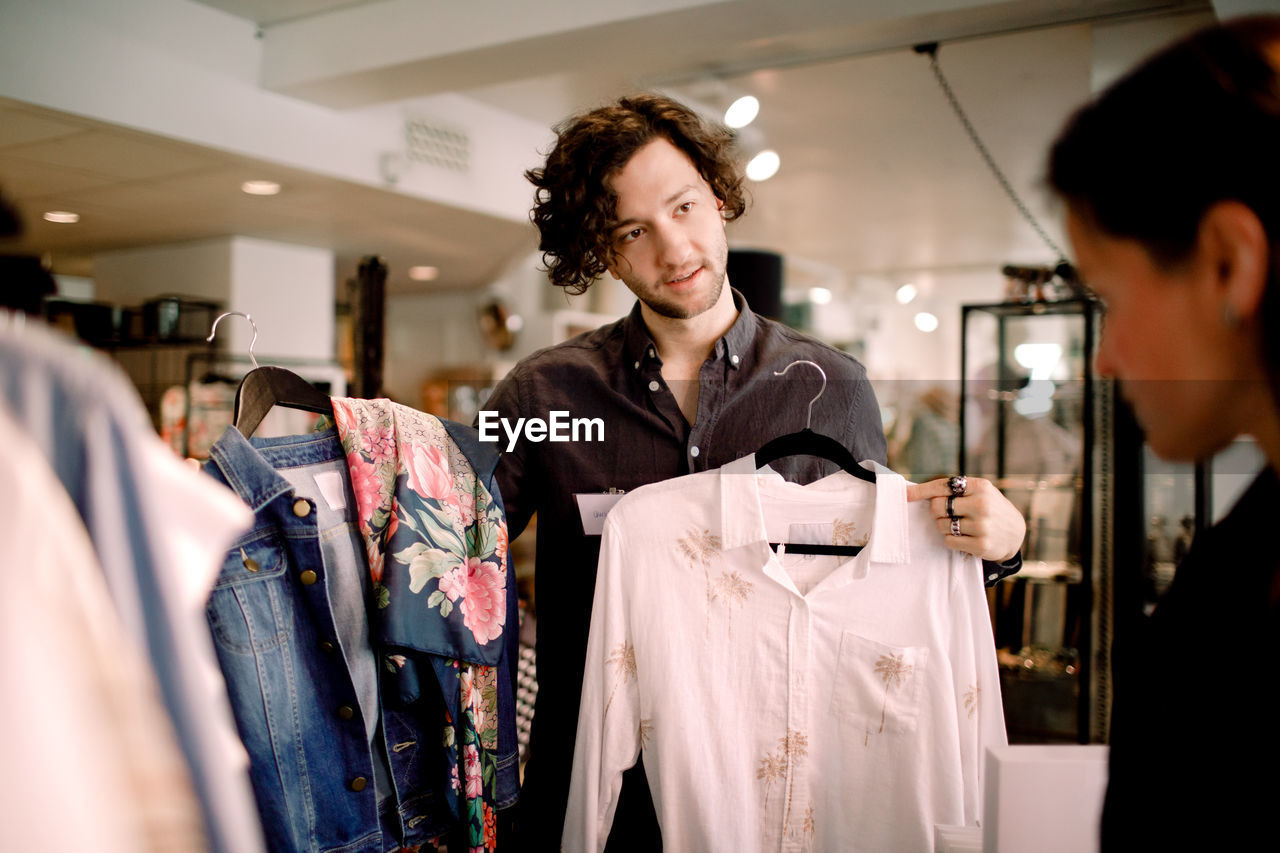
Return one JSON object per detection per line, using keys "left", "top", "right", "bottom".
{"left": 604, "top": 137, "right": 728, "bottom": 320}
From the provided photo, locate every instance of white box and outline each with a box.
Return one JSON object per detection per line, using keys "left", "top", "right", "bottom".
{"left": 983, "top": 744, "right": 1109, "bottom": 853}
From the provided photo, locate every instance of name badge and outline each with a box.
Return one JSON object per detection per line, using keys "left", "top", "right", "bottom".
{"left": 575, "top": 491, "right": 628, "bottom": 535}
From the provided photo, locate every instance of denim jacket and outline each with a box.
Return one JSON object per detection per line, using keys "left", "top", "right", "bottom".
{"left": 204, "top": 419, "right": 518, "bottom": 853}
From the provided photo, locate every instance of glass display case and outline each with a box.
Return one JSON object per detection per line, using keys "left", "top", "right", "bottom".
{"left": 959, "top": 297, "right": 1108, "bottom": 744}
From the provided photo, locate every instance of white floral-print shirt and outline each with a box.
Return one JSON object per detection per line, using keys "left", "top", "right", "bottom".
{"left": 565, "top": 456, "right": 1007, "bottom": 852}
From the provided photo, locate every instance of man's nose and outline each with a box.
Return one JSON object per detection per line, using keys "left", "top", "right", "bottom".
{"left": 654, "top": 222, "right": 692, "bottom": 270}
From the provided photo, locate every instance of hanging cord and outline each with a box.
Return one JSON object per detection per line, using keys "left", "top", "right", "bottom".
{"left": 914, "top": 41, "right": 1067, "bottom": 261}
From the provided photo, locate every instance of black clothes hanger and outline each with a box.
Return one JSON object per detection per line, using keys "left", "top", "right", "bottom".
{"left": 754, "top": 359, "right": 872, "bottom": 557}
{"left": 754, "top": 360, "right": 876, "bottom": 485}
{"left": 207, "top": 311, "right": 333, "bottom": 438}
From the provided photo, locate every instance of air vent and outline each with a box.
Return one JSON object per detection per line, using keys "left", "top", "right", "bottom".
{"left": 404, "top": 117, "right": 470, "bottom": 172}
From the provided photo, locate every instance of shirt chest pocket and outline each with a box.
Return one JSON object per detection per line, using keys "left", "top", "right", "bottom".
{"left": 206, "top": 533, "right": 291, "bottom": 655}
{"left": 829, "top": 631, "right": 928, "bottom": 738}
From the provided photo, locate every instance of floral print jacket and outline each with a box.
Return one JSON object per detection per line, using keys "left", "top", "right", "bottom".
{"left": 332, "top": 398, "right": 519, "bottom": 851}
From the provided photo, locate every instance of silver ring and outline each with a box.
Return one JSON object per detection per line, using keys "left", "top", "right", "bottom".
{"left": 947, "top": 475, "right": 967, "bottom": 497}
{"left": 946, "top": 495, "right": 956, "bottom": 518}
{"left": 950, "top": 517, "right": 962, "bottom": 537}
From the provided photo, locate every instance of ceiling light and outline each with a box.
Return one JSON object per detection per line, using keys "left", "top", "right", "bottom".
{"left": 745, "top": 149, "right": 780, "bottom": 182}
{"left": 895, "top": 283, "right": 917, "bottom": 304}
{"left": 914, "top": 311, "right": 939, "bottom": 333}
{"left": 724, "top": 95, "right": 760, "bottom": 129}
{"left": 808, "top": 287, "right": 832, "bottom": 305}
{"left": 408, "top": 265, "right": 439, "bottom": 281}
{"left": 241, "top": 180, "right": 281, "bottom": 196}
{"left": 42, "top": 210, "right": 79, "bottom": 224}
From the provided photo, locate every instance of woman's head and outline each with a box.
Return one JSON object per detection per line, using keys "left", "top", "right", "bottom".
{"left": 525, "top": 93, "right": 748, "bottom": 295}
{"left": 1049, "top": 15, "right": 1280, "bottom": 462}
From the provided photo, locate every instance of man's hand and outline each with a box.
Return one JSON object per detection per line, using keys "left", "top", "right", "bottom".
{"left": 907, "top": 476, "right": 1026, "bottom": 563}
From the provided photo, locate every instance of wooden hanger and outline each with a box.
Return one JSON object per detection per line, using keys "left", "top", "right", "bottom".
{"left": 207, "top": 311, "right": 333, "bottom": 438}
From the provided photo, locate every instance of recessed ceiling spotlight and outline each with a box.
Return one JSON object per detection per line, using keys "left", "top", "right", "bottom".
{"left": 724, "top": 95, "right": 760, "bottom": 129}
{"left": 42, "top": 210, "right": 80, "bottom": 224}
{"left": 895, "top": 283, "right": 918, "bottom": 304}
{"left": 745, "top": 149, "right": 780, "bottom": 182}
{"left": 808, "top": 287, "right": 832, "bottom": 305}
{"left": 408, "top": 265, "right": 439, "bottom": 281}
{"left": 241, "top": 180, "right": 282, "bottom": 196}
{"left": 914, "top": 311, "right": 939, "bottom": 333}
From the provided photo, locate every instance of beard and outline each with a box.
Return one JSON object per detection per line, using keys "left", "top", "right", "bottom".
{"left": 638, "top": 264, "right": 726, "bottom": 320}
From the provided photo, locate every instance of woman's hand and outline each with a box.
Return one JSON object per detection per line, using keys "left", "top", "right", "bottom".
{"left": 907, "top": 476, "right": 1026, "bottom": 562}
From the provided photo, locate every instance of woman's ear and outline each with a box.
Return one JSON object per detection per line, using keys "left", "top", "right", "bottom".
{"left": 1200, "top": 200, "right": 1269, "bottom": 324}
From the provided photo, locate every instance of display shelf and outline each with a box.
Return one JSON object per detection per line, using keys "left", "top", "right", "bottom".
{"left": 960, "top": 297, "right": 1109, "bottom": 744}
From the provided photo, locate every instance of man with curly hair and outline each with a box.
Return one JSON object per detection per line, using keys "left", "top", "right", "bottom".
{"left": 482, "top": 93, "right": 1026, "bottom": 849}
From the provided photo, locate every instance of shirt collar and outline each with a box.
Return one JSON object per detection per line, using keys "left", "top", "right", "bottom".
{"left": 621, "top": 287, "right": 758, "bottom": 373}
{"left": 717, "top": 453, "right": 911, "bottom": 565}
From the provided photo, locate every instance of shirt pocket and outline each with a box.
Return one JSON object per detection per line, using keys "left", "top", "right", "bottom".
{"left": 829, "top": 631, "right": 928, "bottom": 738}
{"left": 206, "top": 531, "right": 290, "bottom": 655}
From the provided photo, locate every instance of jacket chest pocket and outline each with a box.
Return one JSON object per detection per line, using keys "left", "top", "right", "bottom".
{"left": 207, "top": 533, "right": 291, "bottom": 655}
{"left": 829, "top": 631, "right": 928, "bottom": 738}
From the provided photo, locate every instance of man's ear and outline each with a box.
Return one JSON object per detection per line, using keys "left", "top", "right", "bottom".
{"left": 1200, "top": 200, "right": 1269, "bottom": 323}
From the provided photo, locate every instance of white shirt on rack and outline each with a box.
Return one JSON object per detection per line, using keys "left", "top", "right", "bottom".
{"left": 565, "top": 455, "right": 1007, "bottom": 853}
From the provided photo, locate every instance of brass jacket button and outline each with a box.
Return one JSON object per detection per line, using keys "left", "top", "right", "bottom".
{"left": 337, "top": 705, "right": 355, "bottom": 721}
{"left": 349, "top": 776, "right": 367, "bottom": 792}
{"left": 292, "top": 499, "right": 311, "bottom": 517}
{"left": 299, "top": 570, "right": 318, "bottom": 586}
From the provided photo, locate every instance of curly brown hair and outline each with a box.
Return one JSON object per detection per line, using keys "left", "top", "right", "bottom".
{"left": 525, "top": 93, "right": 749, "bottom": 294}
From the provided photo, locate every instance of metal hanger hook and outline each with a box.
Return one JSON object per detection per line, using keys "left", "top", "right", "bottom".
{"left": 773, "top": 359, "right": 827, "bottom": 431}
{"left": 207, "top": 311, "right": 259, "bottom": 369}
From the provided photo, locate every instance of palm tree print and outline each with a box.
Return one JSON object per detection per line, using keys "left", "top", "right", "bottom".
{"left": 831, "top": 518, "right": 856, "bottom": 547}
{"left": 757, "top": 729, "right": 809, "bottom": 838}
{"left": 677, "top": 528, "right": 721, "bottom": 564}
{"left": 756, "top": 752, "right": 784, "bottom": 810}
{"left": 677, "top": 528, "right": 722, "bottom": 636}
{"left": 603, "top": 642, "right": 636, "bottom": 717}
{"left": 867, "top": 652, "right": 914, "bottom": 745}
{"left": 711, "top": 570, "right": 753, "bottom": 637}
{"left": 801, "top": 805, "right": 816, "bottom": 842}
{"left": 779, "top": 730, "right": 808, "bottom": 833}
{"left": 964, "top": 684, "right": 980, "bottom": 719}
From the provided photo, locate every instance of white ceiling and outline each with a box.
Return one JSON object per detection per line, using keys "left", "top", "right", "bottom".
{"left": 0, "top": 0, "right": 1217, "bottom": 299}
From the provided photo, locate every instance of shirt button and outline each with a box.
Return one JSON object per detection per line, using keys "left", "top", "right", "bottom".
{"left": 690, "top": 446, "right": 700, "bottom": 458}
{"left": 730, "top": 354, "right": 740, "bottom": 366}
{"left": 648, "top": 347, "right": 655, "bottom": 358}
{"left": 337, "top": 704, "right": 355, "bottom": 721}
{"left": 349, "top": 776, "right": 368, "bottom": 792}
{"left": 988, "top": 573, "right": 999, "bottom": 582}
{"left": 648, "top": 380, "right": 660, "bottom": 392}
{"left": 299, "top": 569, "right": 318, "bottom": 586}
{"left": 292, "top": 499, "right": 311, "bottom": 517}
{"left": 634, "top": 360, "right": 640, "bottom": 370}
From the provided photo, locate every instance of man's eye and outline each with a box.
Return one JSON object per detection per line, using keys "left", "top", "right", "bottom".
{"left": 618, "top": 228, "right": 643, "bottom": 244}
{"left": 677, "top": 202, "right": 694, "bottom": 214}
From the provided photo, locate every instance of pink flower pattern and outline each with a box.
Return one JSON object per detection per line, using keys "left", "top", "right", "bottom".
{"left": 331, "top": 397, "right": 506, "bottom": 852}
{"left": 463, "top": 744, "right": 483, "bottom": 798}
{"left": 347, "top": 451, "right": 385, "bottom": 524}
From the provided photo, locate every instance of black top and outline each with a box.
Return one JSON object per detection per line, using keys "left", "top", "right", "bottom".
{"left": 484, "top": 290, "right": 1017, "bottom": 848}
{"left": 1102, "top": 465, "right": 1280, "bottom": 850}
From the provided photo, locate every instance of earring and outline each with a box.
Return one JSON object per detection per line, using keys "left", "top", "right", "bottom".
{"left": 1222, "top": 302, "right": 1240, "bottom": 329}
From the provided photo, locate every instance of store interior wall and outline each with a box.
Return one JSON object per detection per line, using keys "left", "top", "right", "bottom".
{"left": 0, "top": 0, "right": 1254, "bottom": 405}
